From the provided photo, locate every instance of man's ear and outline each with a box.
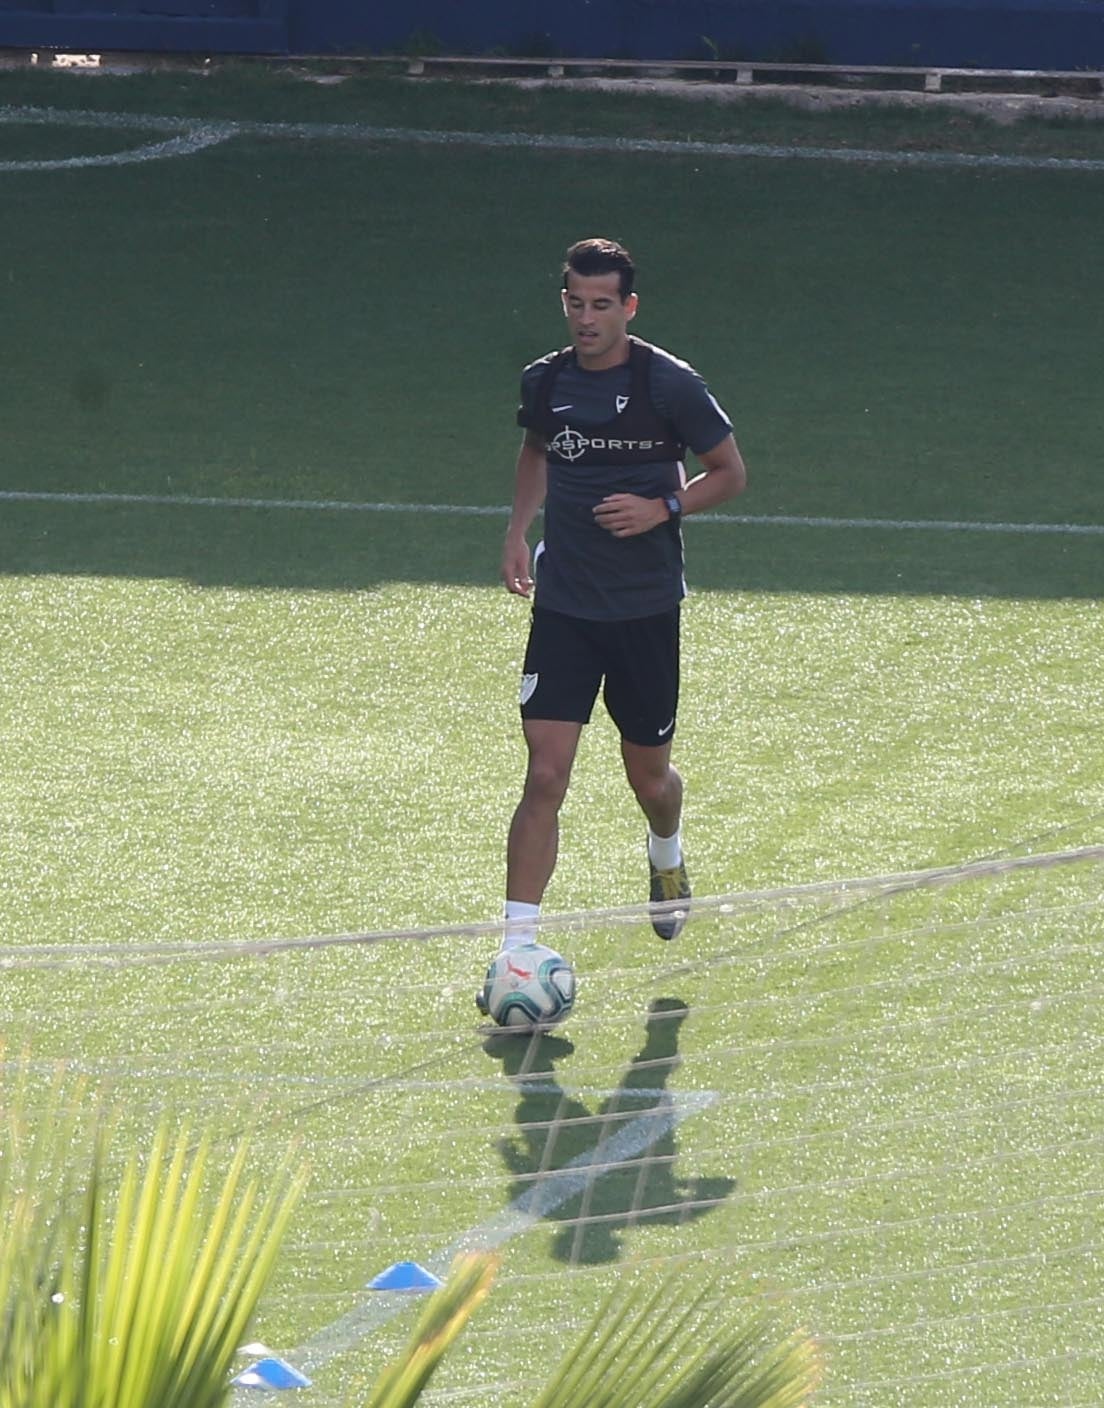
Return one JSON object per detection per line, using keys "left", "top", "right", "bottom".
{"left": 625, "top": 292, "right": 639, "bottom": 321}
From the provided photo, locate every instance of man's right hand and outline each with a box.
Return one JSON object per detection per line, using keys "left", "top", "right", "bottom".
{"left": 501, "top": 539, "right": 534, "bottom": 597}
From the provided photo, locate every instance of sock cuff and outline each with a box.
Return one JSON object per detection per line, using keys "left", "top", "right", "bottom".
{"left": 647, "top": 826, "right": 683, "bottom": 870}
{"left": 502, "top": 899, "right": 540, "bottom": 949}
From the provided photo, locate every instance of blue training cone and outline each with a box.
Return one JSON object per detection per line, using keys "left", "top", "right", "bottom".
{"left": 368, "top": 1259, "right": 443, "bottom": 1292}
{"left": 232, "top": 1355, "right": 312, "bottom": 1390}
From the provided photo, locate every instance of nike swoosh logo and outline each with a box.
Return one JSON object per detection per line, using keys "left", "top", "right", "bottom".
{"left": 552, "top": 404, "right": 573, "bottom": 413}
{"left": 657, "top": 718, "right": 675, "bottom": 737}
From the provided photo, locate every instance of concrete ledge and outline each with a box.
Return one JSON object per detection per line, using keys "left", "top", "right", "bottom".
{"left": 378, "top": 53, "right": 1104, "bottom": 99}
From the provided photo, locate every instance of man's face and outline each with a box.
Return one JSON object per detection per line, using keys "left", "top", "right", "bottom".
{"left": 561, "top": 270, "right": 637, "bottom": 370}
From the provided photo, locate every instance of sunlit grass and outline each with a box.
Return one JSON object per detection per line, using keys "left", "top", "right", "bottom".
{"left": 0, "top": 71, "right": 1101, "bottom": 1407}
{"left": 3, "top": 558, "right": 1101, "bottom": 947}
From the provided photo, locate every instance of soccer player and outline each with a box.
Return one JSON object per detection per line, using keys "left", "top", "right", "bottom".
{"left": 499, "top": 237, "right": 746, "bottom": 950}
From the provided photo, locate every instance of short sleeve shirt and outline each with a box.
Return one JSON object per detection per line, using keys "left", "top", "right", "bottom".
{"left": 517, "top": 339, "right": 733, "bottom": 621}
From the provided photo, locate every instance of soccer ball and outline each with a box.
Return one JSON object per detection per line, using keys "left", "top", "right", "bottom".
{"left": 479, "top": 943, "right": 576, "bottom": 1029}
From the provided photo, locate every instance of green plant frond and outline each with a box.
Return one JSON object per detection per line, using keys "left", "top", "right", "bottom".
{"left": 531, "top": 1267, "right": 680, "bottom": 1408}
{"left": 533, "top": 1270, "right": 713, "bottom": 1408}
{"left": 165, "top": 1152, "right": 307, "bottom": 1403}
{"left": 660, "top": 1328, "right": 820, "bottom": 1408}
{"left": 156, "top": 1139, "right": 253, "bottom": 1379}
{"left": 127, "top": 1154, "right": 232, "bottom": 1408}
{"left": 93, "top": 1136, "right": 169, "bottom": 1392}
{"left": 1, "top": 1078, "right": 306, "bottom": 1408}
{"left": 0, "top": 1071, "right": 101, "bottom": 1408}
{"left": 531, "top": 1266, "right": 823, "bottom": 1408}
{"left": 112, "top": 1129, "right": 208, "bottom": 1404}
{"left": 362, "top": 1253, "right": 498, "bottom": 1408}
{"left": 142, "top": 1139, "right": 305, "bottom": 1408}
{"left": 75, "top": 1153, "right": 109, "bottom": 1386}
{"left": 658, "top": 1319, "right": 821, "bottom": 1408}
{"left": 728, "top": 1330, "right": 825, "bottom": 1408}
{"left": 602, "top": 1277, "right": 729, "bottom": 1407}
{"left": 662, "top": 1311, "right": 783, "bottom": 1404}
{"left": 190, "top": 1156, "right": 306, "bottom": 1348}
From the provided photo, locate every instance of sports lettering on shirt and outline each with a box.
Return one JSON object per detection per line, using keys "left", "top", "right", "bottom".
{"left": 548, "top": 427, "right": 668, "bottom": 461}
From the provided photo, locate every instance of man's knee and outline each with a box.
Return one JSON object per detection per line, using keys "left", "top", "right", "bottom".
{"left": 520, "top": 721, "right": 581, "bottom": 811}
{"left": 623, "top": 748, "right": 680, "bottom": 809}
{"left": 523, "top": 753, "right": 573, "bottom": 809}
{"left": 628, "top": 766, "right": 673, "bottom": 810}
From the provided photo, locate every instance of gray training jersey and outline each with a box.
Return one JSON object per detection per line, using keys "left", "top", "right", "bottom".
{"left": 517, "top": 337, "right": 733, "bottom": 621}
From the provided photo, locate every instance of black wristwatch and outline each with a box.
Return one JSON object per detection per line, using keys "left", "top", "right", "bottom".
{"left": 662, "top": 493, "right": 682, "bottom": 523}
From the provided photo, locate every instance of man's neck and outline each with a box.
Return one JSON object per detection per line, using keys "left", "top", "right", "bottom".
{"left": 575, "top": 335, "right": 632, "bottom": 373}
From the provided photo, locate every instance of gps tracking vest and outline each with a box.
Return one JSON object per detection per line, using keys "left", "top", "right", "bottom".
{"left": 535, "top": 338, "right": 687, "bottom": 467}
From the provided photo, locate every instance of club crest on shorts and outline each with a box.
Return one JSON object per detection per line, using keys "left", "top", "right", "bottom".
{"left": 519, "top": 672, "right": 539, "bottom": 705}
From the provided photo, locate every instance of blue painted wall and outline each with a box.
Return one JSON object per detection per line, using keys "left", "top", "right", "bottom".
{"left": 0, "top": 0, "right": 1101, "bottom": 70}
{"left": 291, "top": 0, "right": 1104, "bottom": 71}
{"left": 0, "top": 1, "right": 289, "bottom": 53}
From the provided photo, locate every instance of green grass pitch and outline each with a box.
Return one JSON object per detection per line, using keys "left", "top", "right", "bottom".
{"left": 0, "top": 68, "right": 1101, "bottom": 1404}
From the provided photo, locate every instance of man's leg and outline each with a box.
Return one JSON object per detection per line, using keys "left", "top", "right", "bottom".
{"left": 622, "top": 739, "right": 690, "bottom": 941}
{"left": 506, "top": 717, "right": 584, "bottom": 907}
{"left": 479, "top": 719, "right": 581, "bottom": 1013}
{"left": 621, "top": 739, "right": 682, "bottom": 841}
{"left": 603, "top": 606, "right": 689, "bottom": 939}
{"left": 479, "top": 614, "right": 592, "bottom": 1014}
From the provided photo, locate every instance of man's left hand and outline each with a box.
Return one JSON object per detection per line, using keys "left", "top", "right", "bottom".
{"left": 593, "top": 494, "right": 668, "bottom": 538}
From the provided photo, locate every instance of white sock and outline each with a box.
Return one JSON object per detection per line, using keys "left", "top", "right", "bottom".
{"left": 648, "top": 826, "right": 683, "bottom": 871}
{"left": 502, "top": 900, "right": 540, "bottom": 949}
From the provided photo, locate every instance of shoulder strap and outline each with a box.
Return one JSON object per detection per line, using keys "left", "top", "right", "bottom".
{"left": 627, "top": 336, "right": 653, "bottom": 404}
{"left": 535, "top": 347, "right": 575, "bottom": 415}
{"left": 628, "top": 337, "right": 682, "bottom": 446}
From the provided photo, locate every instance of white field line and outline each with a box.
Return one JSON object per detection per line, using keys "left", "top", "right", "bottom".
{"left": 3, "top": 103, "right": 1104, "bottom": 173}
{"left": 2, "top": 487, "right": 1102, "bottom": 537}
{"left": 279, "top": 1088, "right": 718, "bottom": 1380}
{"left": 0, "top": 126, "right": 231, "bottom": 171}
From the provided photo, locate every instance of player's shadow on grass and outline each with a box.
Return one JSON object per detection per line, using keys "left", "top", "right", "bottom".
{"left": 482, "top": 998, "right": 735, "bottom": 1265}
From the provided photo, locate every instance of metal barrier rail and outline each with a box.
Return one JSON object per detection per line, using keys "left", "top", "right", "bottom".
{"left": 397, "top": 53, "right": 1104, "bottom": 97}
{"left": 4, "top": 48, "right": 1104, "bottom": 99}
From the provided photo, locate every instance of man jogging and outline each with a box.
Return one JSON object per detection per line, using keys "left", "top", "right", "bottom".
{"left": 499, "top": 237, "right": 746, "bottom": 951}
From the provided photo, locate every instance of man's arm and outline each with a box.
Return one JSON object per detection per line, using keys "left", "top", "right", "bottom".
{"left": 501, "top": 430, "right": 548, "bottom": 596}
{"left": 679, "top": 433, "right": 747, "bottom": 513}
{"left": 592, "top": 433, "right": 747, "bottom": 539}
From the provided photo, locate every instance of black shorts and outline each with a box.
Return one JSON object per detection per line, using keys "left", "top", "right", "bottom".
{"left": 519, "top": 605, "right": 680, "bottom": 747}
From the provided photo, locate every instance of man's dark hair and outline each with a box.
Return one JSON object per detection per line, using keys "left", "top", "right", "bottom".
{"left": 562, "top": 238, "right": 636, "bottom": 301}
